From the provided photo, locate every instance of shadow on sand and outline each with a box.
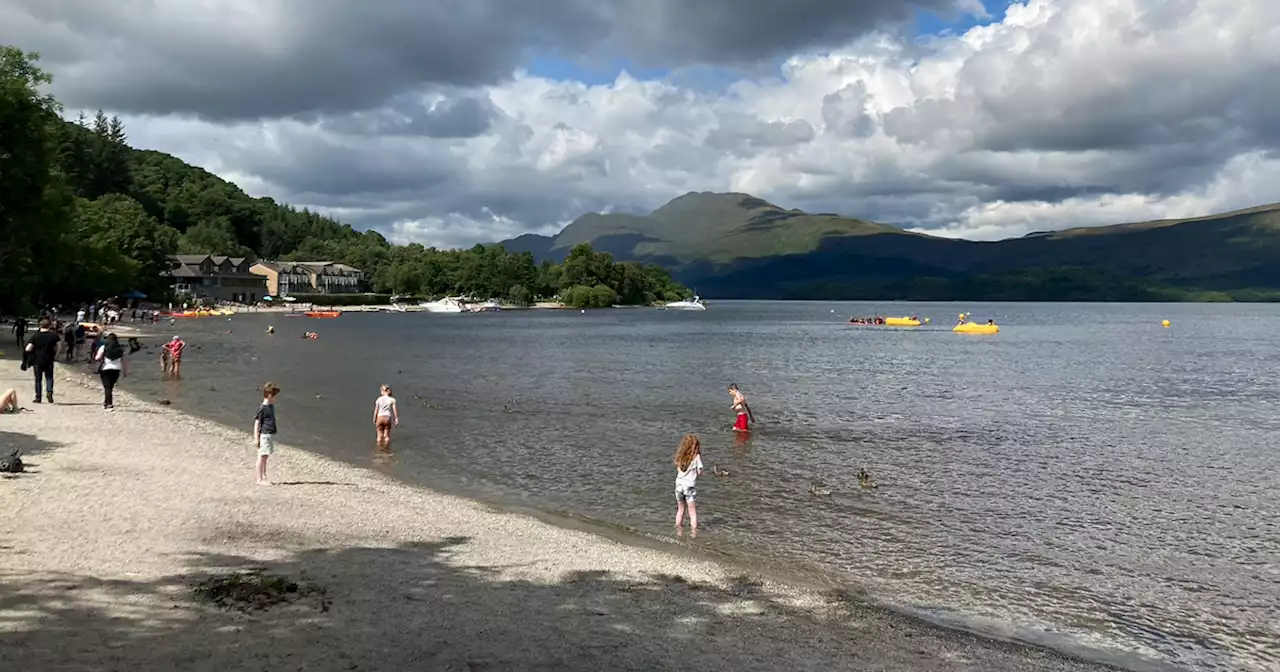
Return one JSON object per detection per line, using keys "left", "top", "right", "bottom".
{"left": 0, "top": 534, "right": 1123, "bottom": 672}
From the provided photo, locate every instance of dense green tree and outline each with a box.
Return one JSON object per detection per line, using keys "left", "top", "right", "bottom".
{"left": 73, "top": 194, "right": 181, "bottom": 294}
{"left": 178, "top": 218, "right": 253, "bottom": 257}
{"left": 0, "top": 47, "right": 74, "bottom": 313}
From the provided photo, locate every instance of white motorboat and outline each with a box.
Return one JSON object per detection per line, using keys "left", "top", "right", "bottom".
{"left": 664, "top": 296, "right": 706, "bottom": 311}
{"left": 420, "top": 297, "right": 468, "bottom": 313}
{"left": 472, "top": 299, "right": 502, "bottom": 312}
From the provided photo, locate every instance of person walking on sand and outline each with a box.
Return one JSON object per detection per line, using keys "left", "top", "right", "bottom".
{"left": 61, "top": 320, "right": 75, "bottom": 363}
{"left": 373, "top": 384, "right": 399, "bottom": 450}
{"left": 728, "top": 383, "right": 753, "bottom": 432}
{"left": 253, "top": 382, "right": 281, "bottom": 485}
{"left": 93, "top": 333, "right": 128, "bottom": 410}
{"left": 674, "top": 434, "right": 704, "bottom": 537}
{"left": 23, "top": 318, "right": 60, "bottom": 404}
{"left": 12, "top": 316, "right": 27, "bottom": 348}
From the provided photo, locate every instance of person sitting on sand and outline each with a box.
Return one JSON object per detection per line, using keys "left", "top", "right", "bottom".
{"left": 1, "top": 387, "right": 20, "bottom": 413}
{"left": 673, "top": 434, "right": 704, "bottom": 537}
{"left": 128, "top": 337, "right": 142, "bottom": 354}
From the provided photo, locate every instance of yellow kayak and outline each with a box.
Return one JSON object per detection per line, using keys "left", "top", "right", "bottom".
{"left": 953, "top": 321, "right": 999, "bottom": 334}
{"left": 884, "top": 317, "right": 921, "bottom": 327}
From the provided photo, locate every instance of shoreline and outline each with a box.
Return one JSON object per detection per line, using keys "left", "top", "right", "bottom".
{"left": 0, "top": 360, "right": 1135, "bottom": 671}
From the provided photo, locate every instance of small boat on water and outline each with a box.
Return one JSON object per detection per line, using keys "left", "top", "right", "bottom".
{"left": 421, "top": 297, "right": 467, "bottom": 314}
{"left": 954, "top": 321, "right": 998, "bottom": 334}
{"left": 664, "top": 296, "right": 706, "bottom": 311}
{"left": 305, "top": 311, "right": 342, "bottom": 319}
{"left": 471, "top": 299, "right": 502, "bottom": 312}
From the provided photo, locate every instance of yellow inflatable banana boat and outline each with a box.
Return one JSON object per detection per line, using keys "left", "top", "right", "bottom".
{"left": 884, "top": 317, "right": 922, "bottom": 327}
{"left": 953, "top": 321, "right": 999, "bottom": 334}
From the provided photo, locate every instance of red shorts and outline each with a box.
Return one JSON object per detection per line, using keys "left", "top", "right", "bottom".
{"left": 733, "top": 413, "right": 750, "bottom": 431}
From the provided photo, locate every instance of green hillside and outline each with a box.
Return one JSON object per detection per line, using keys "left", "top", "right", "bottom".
{"left": 0, "top": 46, "right": 687, "bottom": 313}
{"left": 549, "top": 192, "right": 899, "bottom": 263}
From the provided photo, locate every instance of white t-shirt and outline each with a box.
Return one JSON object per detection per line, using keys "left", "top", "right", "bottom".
{"left": 676, "top": 454, "right": 703, "bottom": 490}
{"left": 76, "top": 310, "right": 86, "bottom": 322}
{"left": 375, "top": 395, "right": 396, "bottom": 418}
{"left": 96, "top": 346, "right": 123, "bottom": 371}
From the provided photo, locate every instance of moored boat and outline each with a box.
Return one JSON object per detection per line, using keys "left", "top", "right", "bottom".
{"left": 664, "top": 296, "right": 706, "bottom": 311}
{"left": 421, "top": 297, "right": 468, "bottom": 313}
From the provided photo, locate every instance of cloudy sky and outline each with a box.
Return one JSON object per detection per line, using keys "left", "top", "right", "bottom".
{"left": 4, "top": 0, "right": 1279, "bottom": 247}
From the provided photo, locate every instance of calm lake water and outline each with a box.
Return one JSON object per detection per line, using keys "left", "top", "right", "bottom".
{"left": 114, "top": 302, "right": 1278, "bottom": 671}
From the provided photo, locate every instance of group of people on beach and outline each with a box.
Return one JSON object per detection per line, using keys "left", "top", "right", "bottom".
{"left": 10, "top": 305, "right": 753, "bottom": 541}
{"left": 7, "top": 300, "right": 190, "bottom": 411}
{"left": 15, "top": 317, "right": 132, "bottom": 409}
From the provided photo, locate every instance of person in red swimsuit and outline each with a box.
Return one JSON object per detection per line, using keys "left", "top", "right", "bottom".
{"left": 728, "top": 384, "right": 752, "bottom": 432}
{"left": 165, "top": 335, "right": 186, "bottom": 377}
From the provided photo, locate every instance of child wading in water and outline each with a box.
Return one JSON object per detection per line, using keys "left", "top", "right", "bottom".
{"left": 728, "top": 383, "right": 752, "bottom": 432}
{"left": 253, "top": 382, "right": 281, "bottom": 485}
{"left": 373, "top": 385, "right": 399, "bottom": 450}
{"left": 673, "top": 434, "right": 704, "bottom": 537}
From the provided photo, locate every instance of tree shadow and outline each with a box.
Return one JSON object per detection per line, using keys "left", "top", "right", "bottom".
{"left": 0, "top": 429, "right": 63, "bottom": 461}
{"left": 0, "top": 535, "right": 1127, "bottom": 672}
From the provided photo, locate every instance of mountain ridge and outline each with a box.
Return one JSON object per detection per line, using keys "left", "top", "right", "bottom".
{"left": 499, "top": 193, "right": 1280, "bottom": 301}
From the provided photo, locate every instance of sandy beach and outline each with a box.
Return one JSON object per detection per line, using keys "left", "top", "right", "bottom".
{"left": 0, "top": 359, "right": 1122, "bottom": 672}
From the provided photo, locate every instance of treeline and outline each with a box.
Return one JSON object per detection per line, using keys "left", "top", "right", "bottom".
{"left": 378, "top": 241, "right": 690, "bottom": 307}
{"left": 0, "top": 47, "right": 689, "bottom": 314}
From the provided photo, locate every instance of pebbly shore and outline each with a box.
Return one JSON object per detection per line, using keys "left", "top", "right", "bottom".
{"left": 0, "top": 359, "right": 1125, "bottom": 671}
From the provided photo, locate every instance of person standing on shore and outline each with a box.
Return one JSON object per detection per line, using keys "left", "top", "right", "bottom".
{"left": 373, "top": 385, "right": 399, "bottom": 450}
{"left": 94, "top": 333, "right": 127, "bottom": 410}
{"left": 674, "top": 434, "right": 704, "bottom": 537}
{"left": 23, "top": 318, "right": 60, "bottom": 404}
{"left": 253, "top": 382, "right": 281, "bottom": 485}
{"left": 74, "top": 322, "right": 86, "bottom": 361}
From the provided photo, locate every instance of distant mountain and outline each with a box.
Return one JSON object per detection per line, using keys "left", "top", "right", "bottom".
{"left": 498, "top": 192, "right": 1280, "bottom": 301}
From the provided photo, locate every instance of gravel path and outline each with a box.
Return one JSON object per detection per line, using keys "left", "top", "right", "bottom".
{"left": 0, "top": 360, "right": 1124, "bottom": 671}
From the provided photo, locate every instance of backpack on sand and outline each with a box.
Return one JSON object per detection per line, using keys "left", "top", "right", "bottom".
{"left": 0, "top": 449, "right": 24, "bottom": 473}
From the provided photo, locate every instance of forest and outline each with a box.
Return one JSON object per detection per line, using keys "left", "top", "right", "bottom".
{"left": 0, "top": 47, "right": 689, "bottom": 313}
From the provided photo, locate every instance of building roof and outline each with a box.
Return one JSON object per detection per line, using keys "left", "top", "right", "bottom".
{"left": 258, "top": 260, "right": 362, "bottom": 274}
{"left": 166, "top": 254, "right": 261, "bottom": 279}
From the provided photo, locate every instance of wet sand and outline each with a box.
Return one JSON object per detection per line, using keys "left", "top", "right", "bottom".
{"left": 0, "top": 360, "right": 1123, "bottom": 671}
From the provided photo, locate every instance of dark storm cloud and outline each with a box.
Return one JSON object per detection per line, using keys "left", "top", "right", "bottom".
{"left": 929, "top": 142, "right": 1245, "bottom": 203}
{"left": 321, "top": 92, "right": 499, "bottom": 138}
{"left": 223, "top": 130, "right": 460, "bottom": 197}
{"left": 1, "top": 0, "right": 964, "bottom": 120}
